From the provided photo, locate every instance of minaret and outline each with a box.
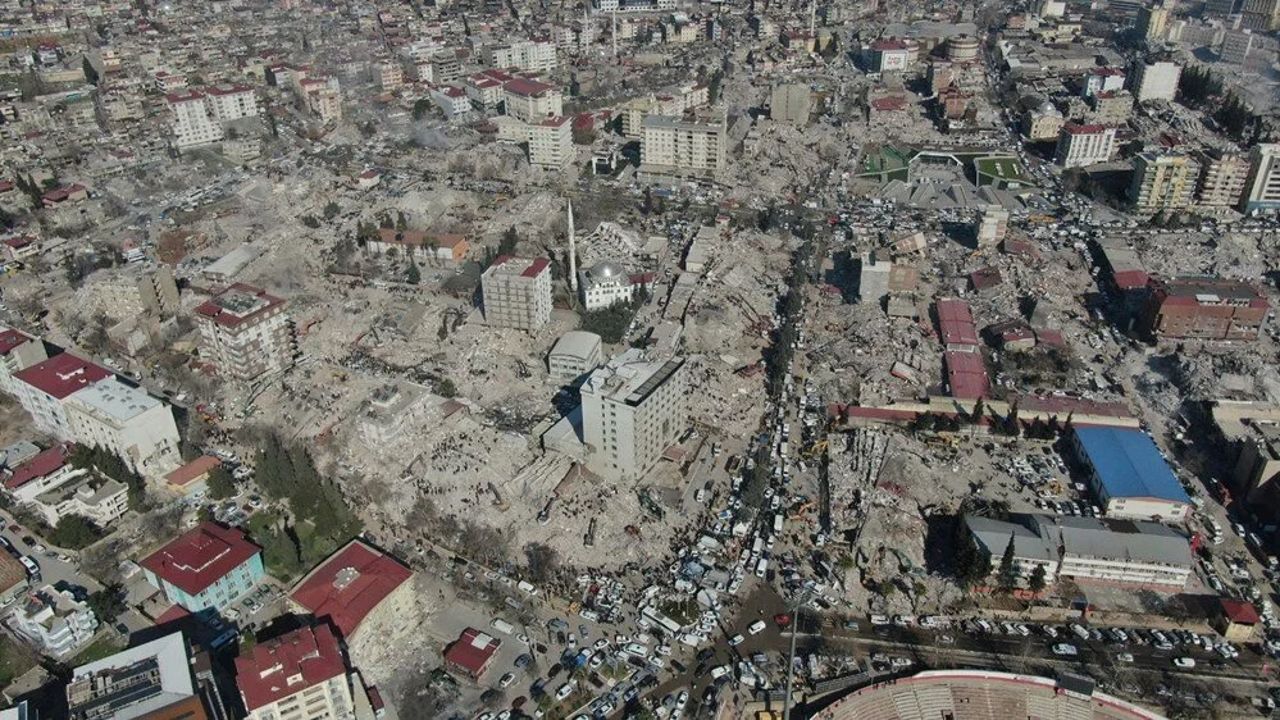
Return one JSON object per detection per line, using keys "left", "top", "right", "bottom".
{"left": 809, "top": 0, "right": 816, "bottom": 37}
{"left": 568, "top": 199, "right": 579, "bottom": 292}
{"left": 612, "top": 11, "right": 618, "bottom": 57}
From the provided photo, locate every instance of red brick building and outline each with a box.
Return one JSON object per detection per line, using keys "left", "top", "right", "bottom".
{"left": 1139, "top": 276, "right": 1269, "bottom": 342}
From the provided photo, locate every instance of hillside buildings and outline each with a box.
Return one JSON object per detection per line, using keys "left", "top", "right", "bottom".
{"left": 580, "top": 350, "right": 687, "bottom": 482}
{"left": 194, "top": 284, "right": 294, "bottom": 382}
{"left": 480, "top": 256, "right": 552, "bottom": 331}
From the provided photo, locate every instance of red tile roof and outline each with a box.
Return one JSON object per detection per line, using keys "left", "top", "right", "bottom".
{"left": 1221, "top": 598, "right": 1260, "bottom": 625}
{"left": 139, "top": 522, "right": 262, "bottom": 598}
{"left": 164, "top": 455, "right": 221, "bottom": 487}
{"left": 13, "top": 353, "right": 111, "bottom": 399}
{"left": 3, "top": 443, "right": 72, "bottom": 490}
{"left": 945, "top": 349, "right": 989, "bottom": 399}
{"left": 523, "top": 257, "right": 550, "bottom": 277}
{"left": 504, "top": 78, "right": 554, "bottom": 97}
{"left": 443, "top": 627, "right": 501, "bottom": 678}
{"left": 0, "top": 328, "right": 33, "bottom": 356}
{"left": 194, "top": 284, "right": 286, "bottom": 328}
{"left": 935, "top": 299, "right": 979, "bottom": 347}
{"left": 289, "top": 540, "right": 412, "bottom": 638}
{"left": 236, "top": 625, "right": 347, "bottom": 712}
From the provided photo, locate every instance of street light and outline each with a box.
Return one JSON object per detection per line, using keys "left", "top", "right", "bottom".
{"left": 781, "top": 590, "right": 814, "bottom": 720}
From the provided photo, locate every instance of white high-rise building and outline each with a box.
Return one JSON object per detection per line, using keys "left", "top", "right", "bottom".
{"left": 1054, "top": 123, "right": 1117, "bottom": 168}
{"left": 63, "top": 378, "right": 182, "bottom": 479}
{"left": 194, "top": 284, "right": 295, "bottom": 382}
{"left": 203, "top": 84, "right": 260, "bottom": 122}
{"left": 526, "top": 116, "right": 575, "bottom": 170}
{"left": 503, "top": 79, "right": 564, "bottom": 122}
{"left": 1243, "top": 144, "right": 1280, "bottom": 213}
{"left": 581, "top": 350, "right": 687, "bottom": 482}
{"left": 167, "top": 90, "right": 223, "bottom": 148}
{"left": 1130, "top": 60, "right": 1181, "bottom": 103}
{"left": 640, "top": 113, "right": 727, "bottom": 177}
{"left": 487, "top": 40, "right": 558, "bottom": 73}
{"left": 480, "top": 256, "right": 553, "bottom": 330}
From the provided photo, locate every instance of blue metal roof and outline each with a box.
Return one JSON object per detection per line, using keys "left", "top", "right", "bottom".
{"left": 1075, "top": 427, "right": 1189, "bottom": 504}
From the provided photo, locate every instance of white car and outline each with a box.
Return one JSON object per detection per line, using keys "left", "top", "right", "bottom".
{"left": 555, "top": 682, "right": 576, "bottom": 701}
{"left": 710, "top": 665, "right": 730, "bottom": 679}
{"left": 1115, "top": 653, "right": 1134, "bottom": 663}
{"left": 748, "top": 620, "right": 767, "bottom": 635}
{"left": 1052, "top": 644, "right": 1078, "bottom": 657}
{"left": 728, "top": 634, "right": 745, "bottom": 647}
{"left": 1173, "top": 657, "right": 1196, "bottom": 669}
{"left": 676, "top": 691, "right": 689, "bottom": 709}
{"left": 499, "top": 672, "right": 516, "bottom": 688}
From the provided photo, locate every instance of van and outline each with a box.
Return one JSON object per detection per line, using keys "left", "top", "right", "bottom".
{"left": 1069, "top": 624, "right": 1090, "bottom": 641}
{"left": 754, "top": 558, "right": 768, "bottom": 578}
{"left": 490, "top": 618, "right": 515, "bottom": 635}
{"left": 773, "top": 515, "right": 783, "bottom": 534}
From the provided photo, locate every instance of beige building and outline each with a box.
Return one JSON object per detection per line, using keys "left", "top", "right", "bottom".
{"left": 639, "top": 112, "right": 727, "bottom": 178}
{"left": 480, "top": 256, "right": 553, "bottom": 331}
{"left": 1088, "top": 91, "right": 1133, "bottom": 126}
{"left": 1241, "top": 0, "right": 1280, "bottom": 30}
{"left": 581, "top": 350, "right": 687, "bottom": 482}
{"left": 1128, "top": 152, "right": 1199, "bottom": 214}
{"left": 1130, "top": 60, "right": 1181, "bottom": 103}
{"left": 0, "top": 327, "right": 47, "bottom": 395}
{"left": 526, "top": 116, "right": 575, "bottom": 170}
{"left": 975, "top": 206, "right": 1009, "bottom": 247}
{"left": 1022, "top": 101, "right": 1064, "bottom": 141}
{"left": 1194, "top": 148, "right": 1250, "bottom": 209}
{"left": 1243, "top": 143, "right": 1280, "bottom": 213}
{"left": 194, "top": 284, "right": 295, "bottom": 382}
{"left": 87, "top": 264, "right": 180, "bottom": 321}
{"left": 376, "top": 61, "right": 403, "bottom": 92}
{"left": 503, "top": 79, "right": 563, "bottom": 123}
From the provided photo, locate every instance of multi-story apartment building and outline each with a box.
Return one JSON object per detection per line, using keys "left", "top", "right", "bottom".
{"left": 503, "top": 79, "right": 563, "bottom": 123}
{"left": 33, "top": 474, "right": 128, "bottom": 528}
{"left": 376, "top": 61, "right": 404, "bottom": 92}
{"left": 236, "top": 624, "right": 356, "bottom": 720}
{"left": 1082, "top": 66, "right": 1126, "bottom": 97}
{"left": 63, "top": 378, "right": 181, "bottom": 479}
{"left": 7, "top": 585, "right": 98, "bottom": 658}
{"left": 203, "top": 84, "right": 259, "bottom": 122}
{"left": 639, "top": 113, "right": 727, "bottom": 178}
{"left": 486, "top": 40, "right": 558, "bottom": 74}
{"left": 87, "top": 264, "right": 180, "bottom": 321}
{"left": 68, "top": 631, "right": 222, "bottom": 720}
{"left": 526, "top": 116, "right": 574, "bottom": 170}
{"left": 1088, "top": 90, "right": 1133, "bottom": 126}
{"left": 1242, "top": 144, "right": 1280, "bottom": 213}
{"left": 0, "top": 327, "right": 47, "bottom": 395}
{"left": 1241, "top": 0, "right": 1280, "bottom": 30}
{"left": 1054, "top": 123, "right": 1116, "bottom": 168}
{"left": 2, "top": 443, "right": 85, "bottom": 505}
{"left": 430, "top": 85, "right": 473, "bottom": 120}
{"left": 12, "top": 354, "right": 112, "bottom": 439}
{"left": 480, "top": 256, "right": 552, "bottom": 331}
{"left": 580, "top": 350, "right": 687, "bottom": 482}
{"left": 1128, "top": 152, "right": 1199, "bottom": 214}
{"left": 300, "top": 77, "right": 342, "bottom": 123}
{"left": 1140, "top": 275, "right": 1269, "bottom": 342}
{"left": 1129, "top": 60, "right": 1181, "bottom": 102}
{"left": 618, "top": 84, "right": 710, "bottom": 137}
{"left": 194, "top": 284, "right": 294, "bottom": 382}
{"left": 167, "top": 90, "right": 223, "bottom": 149}
{"left": 1196, "top": 148, "right": 1251, "bottom": 209}
{"left": 867, "top": 38, "right": 912, "bottom": 72}
{"left": 140, "top": 521, "right": 265, "bottom": 612}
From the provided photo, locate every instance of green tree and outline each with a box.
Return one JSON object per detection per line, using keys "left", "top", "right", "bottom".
{"left": 207, "top": 466, "right": 236, "bottom": 500}
{"left": 437, "top": 378, "right": 457, "bottom": 398}
{"left": 413, "top": 98, "right": 432, "bottom": 120}
{"left": 322, "top": 202, "right": 340, "bottom": 221}
{"left": 1028, "top": 564, "right": 1047, "bottom": 594}
{"left": 953, "top": 522, "right": 989, "bottom": 588}
{"left": 997, "top": 532, "right": 1019, "bottom": 593}
{"left": 50, "top": 514, "right": 100, "bottom": 550}
{"left": 405, "top": 259, "right": 421, "bottom": 285}
{"left": 86, "top": 584, "right": 126, "bottom": 624}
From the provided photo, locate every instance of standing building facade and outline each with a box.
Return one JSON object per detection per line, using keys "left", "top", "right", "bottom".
{"left": 1054, "top": 123, "right": 1116, "bottom": 168}
{"left": 1130, "top": 60, "right": 1181, "bottom": 102}
{"left": 194, "top": 284, "right": 294, "bottom": 382}
{"left": 580, "top": 350, "right": 687, "bottom": 482}
{"left": 1139, "top": 275, "right": 1269, "bottom": 341}
{"left": 526, "top": 116, "right": 575, "bottom": 170}
{"left": 639, "top": 113, "right": 727, "bottom": 178}
{"left": 1128, "top": 152, "right": 1199, "bottom": 213}
{"left": 139, "top": 522, "right": 265, "bottom": 612}
{"left": 235, "top": 624, "right": 356, "bottom": 720}
{"left": 1243, "top": 144, "right": 1280, "bottom": 213}
{"left": 480, "top": 256, "right": 553, "bottom": 331}
{"left": 1195, "top": 148, "right": 1251, "bottom": 209}
{"left": 63, "top": 378, "right": 182, "bottom": 479}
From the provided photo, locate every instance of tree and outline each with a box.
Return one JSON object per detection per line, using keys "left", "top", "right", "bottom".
{"left": 500, "top": 227, "right": 519, "bottom": 255}
{"left": 413, "top": 98, "right": 432, "bottom": 121}
{"left": 997, "top": 532, "right": 1019, "bottom": 593}
{"left": 523, "top": 542, "right": 559, "bottom": 583}
{"left": 300, "top": 215, "right": 321, "bottom": 229}
{"left": 50, "top": 514, "right": 100, "bottom": 550}
{"left": 86, "top": 584, "right": 127, "bottom": 624}
{"left": 207, "top": 465, "right": 236, "bottom": 500}
{"left": 952, "top": 523, "right": 989, "bottom": 588}
{"left": 405, "top": 259, "right": 421, "bottom": 285}
{"left": 437, "top": 378, "right": 457, "bottom": 398}
{"left": 1028, "top": 564, "right": 1047, "bottom": 594}
{"left": 322, "top": 202, "right": 340, "bottom": 221}
{"left": 970, "top": 397, "right": 985, "bottom": 424}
